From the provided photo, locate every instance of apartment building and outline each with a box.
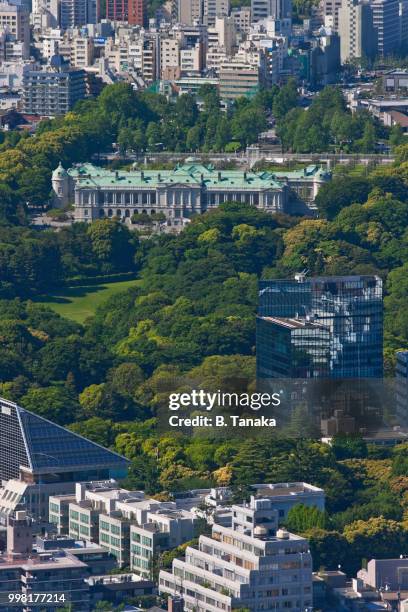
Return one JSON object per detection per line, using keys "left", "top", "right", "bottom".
{"left": 231, "top": 6, "right": 252, "bottom": 32}
{"left": 130, "top": 507, "right": 197, "bottom": 578}
{"left": 52, "top": 483, "right": 198, "bottom": 571}
{"left": 22, "top": 60, "right": 87, "bottom": 115}
{"left": 337, "top": 0, "right": 377, "bottom": 64}
{"left": 99, "top": 512, "right": 132, "bottom": 567}
{"left": 159, "top": 496, "right": 313, "bottom": 612}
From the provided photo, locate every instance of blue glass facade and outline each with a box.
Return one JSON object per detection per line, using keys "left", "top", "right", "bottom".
{"left": 0, "top": 397, "right": 129, "bottom": 484}
{"left": 396, "top": 351, "right": 408, "bottom": 425}
{"left": 257, "top": 275, "right": 383, "bottom": 379}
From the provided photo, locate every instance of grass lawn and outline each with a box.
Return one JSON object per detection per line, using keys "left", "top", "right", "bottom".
{"left": 35, "top": 278, "right": 140, "bottom": 324}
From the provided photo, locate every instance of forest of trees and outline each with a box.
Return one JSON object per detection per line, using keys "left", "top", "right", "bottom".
{"left": 0, "top": 81, "right": 408, "bottom": 578}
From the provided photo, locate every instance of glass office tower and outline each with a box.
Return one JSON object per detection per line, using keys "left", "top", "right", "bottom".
{"left": 257, "top": 274, "right": 383, "bottom": 379}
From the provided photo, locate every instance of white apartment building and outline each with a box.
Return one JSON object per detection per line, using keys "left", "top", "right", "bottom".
{"left": 180, "top": 45, "right": 201, "bottom": 71}
{"left": 52, "top": 482, "right": 198, "bottom": 571}
{"left": 159, "top": 496, "right": 313, "bottom": 612}
{"left": 130, "top": 505, "right": 197, "bottom": 578}
{"left": 71, "top": 36, "right": 94, "bottom": 67}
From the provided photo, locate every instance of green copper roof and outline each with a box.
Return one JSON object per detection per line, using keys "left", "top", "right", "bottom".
{"left": 67, "top": 163, "right": 329, "bottom": 191}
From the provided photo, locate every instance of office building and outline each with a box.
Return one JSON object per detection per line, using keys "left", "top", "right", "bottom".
{"left": 231, "top": 6, "right": 251, "bottom": 32}
{"left": 159, "top": 495, "right": 313, "bottom": 612}
{"left": 358, "top": 558, "right": 408, "bottom": 591}
{"left": 310, "top": 33, "right": 341, "bottom": 87}
{"left": 371, "top": 0, "right": 400, "bottom": 56}
{"left": 257, "top": 274, "right": 384, "bottom": 379}
{"left": 22, "top": 56, "right": 86, "bottom": 116}
{"left": 257, "top": 316, "right": 332, "bottom": 378}
{"left": 35, "top": 534, "right": 118, "bottom": 575}
{"left": 251, "top": 0, "right": 292, "bottom": 22}
{"left": 338, "top": 0, "right": 378, "bottom": 63}
{"left": 128, "top": 0, "right": 145, "bottom": 25}
{"left": 0, "top": 396, "right": 129, "bottom": 521}
{"left": 396, "top": 350, "right": 408, "bottom": 426}
{"left": 87, "top": 573, "right": 154, "bottom": 609}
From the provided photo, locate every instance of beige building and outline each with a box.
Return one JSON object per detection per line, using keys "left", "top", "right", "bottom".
{"left": 203, "top": 0, "right": 230, "bottom": 26}
{"left": 71, "top": 36, "right": 94, "bottom": 68}
{"left": 177, "top": 0, "right": 202, "bottom": 25}
{"left": 0, "top": 2, "right": 29, "bottom": 59}
{"left": 219, "top": 58, "right": 260, "bottom": 99}
{"left": 231, "top": 6, "right": 252, "bottom": 33}
{"left": 338, "top": 0, "right": 377, "bottom": 62}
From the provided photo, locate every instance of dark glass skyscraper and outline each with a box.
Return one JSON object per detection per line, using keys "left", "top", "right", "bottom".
{"left": 257, "top": 274, "right": 383, "bottom": 379}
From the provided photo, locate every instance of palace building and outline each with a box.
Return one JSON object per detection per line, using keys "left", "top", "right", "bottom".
{"left": 52, "top": 161, "right": 331, "bottom": 227}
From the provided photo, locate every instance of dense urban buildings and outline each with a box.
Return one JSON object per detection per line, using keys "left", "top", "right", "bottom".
{"left": 159, "top": 495, "right": 313, "bottom": 612}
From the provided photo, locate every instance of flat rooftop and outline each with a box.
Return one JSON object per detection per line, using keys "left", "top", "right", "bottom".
{"left": 258, "top": 316, "right": 326, "bottom": 330}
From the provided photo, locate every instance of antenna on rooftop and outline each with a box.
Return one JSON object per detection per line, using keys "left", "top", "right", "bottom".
{"left": 295, "top": 269, "right": 309, "bottom": 283}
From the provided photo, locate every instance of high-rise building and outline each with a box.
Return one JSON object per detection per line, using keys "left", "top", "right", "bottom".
{"left": 251, "top": 0, "right": 292, "bottom": 22}
{"left": 396, "top": 350, "right": 408, "bottom": 425}
{"left": 338, "top": 0, "right": 378, "bottom": 62}
{"left": 400, "top": 0, "right": 408, "bottom": 47}
{"left": 104, "top": 0, "right": 145, "bottom": 24}
{"left": 257, "top": 316, "right": 332, "bottom": 378}
{"left": 159, "top": 495, "right": 313, "bottom": 612}
{"left": 0, "top": 396, "right": 129, "bottom": 521}
{"left": 257, "top": 274, "right": 383, "bottom": 379}
{"left": 371, "top": 0, "right": 400, "bottom": 56}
